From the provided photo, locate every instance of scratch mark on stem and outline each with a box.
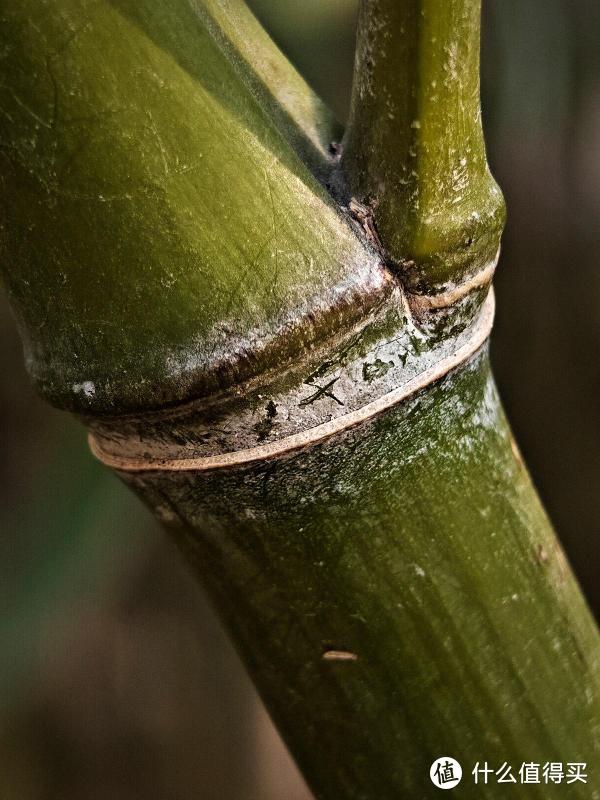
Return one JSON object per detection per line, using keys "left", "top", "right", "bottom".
{"left": 322, "top": 650, "right": 358, "bottom": 662}
{"left": 299, "top": 377, "right": 344, "bottom": 407}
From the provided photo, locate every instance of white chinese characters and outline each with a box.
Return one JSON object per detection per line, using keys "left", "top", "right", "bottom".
{"left": 472, "top": 761, "right": 587, "bottom": 785}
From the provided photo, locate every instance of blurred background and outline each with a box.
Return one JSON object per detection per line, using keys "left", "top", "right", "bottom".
{"left": 1, "top": 1, "right": 598, "bottom": 797}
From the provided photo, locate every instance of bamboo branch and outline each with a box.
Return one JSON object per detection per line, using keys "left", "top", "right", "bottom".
{"left": 191, "top": 0, "right": 342, "bottom": 176}
{"left": 342, "top": 0, "right": 506, "bottom": 294}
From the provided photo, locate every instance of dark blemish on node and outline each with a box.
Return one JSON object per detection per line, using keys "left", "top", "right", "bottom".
{"left": 254, "top": 400, "right": 278, "bottom": 442}
{"left": 299, "top": 377, "right": 344, "bottom": 407}
{"left": 408, "top": 333, "right": 424, "bottom": 356}
{"left": 362, "top": 358, "right": 394, "bottom": 383}
{"left": 307, "top": 359, "right": 336, "bottom": 383}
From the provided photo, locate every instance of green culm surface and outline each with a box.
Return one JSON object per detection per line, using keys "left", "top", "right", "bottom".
{"left": 128, "top": 351, "right": 600, "bottom": 800}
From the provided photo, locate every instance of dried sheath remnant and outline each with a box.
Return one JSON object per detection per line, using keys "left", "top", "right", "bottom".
{"left": 322, "top": 650, "right": 358, "bottom": 662}
{"left": 407, "top": 255, "right": 498, "bottom": 313}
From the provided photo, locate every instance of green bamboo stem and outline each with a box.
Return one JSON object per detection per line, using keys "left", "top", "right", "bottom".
{"left": 123, "top": 351, "right": 600, "bottom": 800}
{"left": 1, "top": 2, "right": 599, "bottom": 799}
{"left": 342, "top": 0, "right": 506, "bottom": 293}
{"left": 0, "top": 0, "right": 377, "bottom": 414}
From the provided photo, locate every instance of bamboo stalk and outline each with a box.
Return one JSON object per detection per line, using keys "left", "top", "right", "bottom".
{"left": 342, "top": 0, "right": 506, "bottom": 295}
{"left": 0, "top": 0, "right": 377, "bottom": 414}
{"left": 120, "top": 349, "right": 599, "bottom": 799}
{"left": 1, "top": 1, "right": 598, "bottom": 798}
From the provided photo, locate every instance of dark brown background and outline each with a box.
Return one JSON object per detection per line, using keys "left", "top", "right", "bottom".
{"left": 1, "top": 1, "right": 598, "bottom": 797}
